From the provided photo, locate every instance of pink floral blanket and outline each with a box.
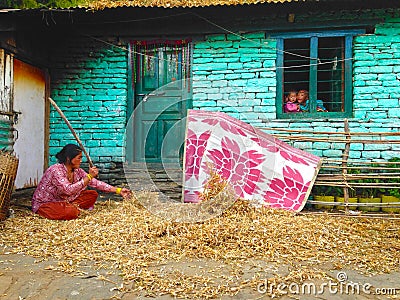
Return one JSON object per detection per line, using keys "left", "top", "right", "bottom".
{"left": 183, "top": 110, "right": 322, "bottom": 212}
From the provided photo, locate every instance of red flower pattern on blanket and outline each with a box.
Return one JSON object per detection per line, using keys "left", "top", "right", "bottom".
{"left": 183, "top": 110, "right": 322, "bottom": 212}
{"left": 202, "top": 118, "right": 247, "bottom": 137}
{"left": 206, "top": 137, "right": 265, "bottom": 197}
{"left": 263, "top": 166, "right": 310, "bottom": 211}
{"left": 251, "top": 137, "right": 310, "bottom": 166}
{"left": 185, "top": 129, "right": 211, "bottom": 181}
{"left": 183, "top": 189, "right": 201, "bottom": 203}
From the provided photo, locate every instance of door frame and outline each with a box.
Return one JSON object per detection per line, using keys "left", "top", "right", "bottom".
{"left": 126, "top": 40, "right": 193, "bottom": 163}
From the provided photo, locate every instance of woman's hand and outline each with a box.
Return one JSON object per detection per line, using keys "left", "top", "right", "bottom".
{"left": 89, "top": 166, "right": 99, "bottom": 178}
{"left": 120, "top": 188, "right": 132, "bottom": 198}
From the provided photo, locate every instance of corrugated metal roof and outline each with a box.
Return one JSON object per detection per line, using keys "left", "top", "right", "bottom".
{"left": 87, "top": 0, "right": 304, "bottom": 9}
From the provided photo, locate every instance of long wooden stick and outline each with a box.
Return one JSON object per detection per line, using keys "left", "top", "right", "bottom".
{"left": 342, "top": 119, "right": 351, "bottom": 213}
{"left": 48, "top": 97, "right": 94, "bottom": 167}
{"left": 259, "top": 127, "right": 400, "bottom": 136}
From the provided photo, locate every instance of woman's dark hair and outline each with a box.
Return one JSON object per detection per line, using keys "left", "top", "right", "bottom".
{"left": 55, "top": 144, "right": 82, "bottom": 164}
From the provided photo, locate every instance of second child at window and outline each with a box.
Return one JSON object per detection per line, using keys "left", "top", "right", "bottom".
{"left": 284, "top": 90, "right": 300, "bottom": 113}
{"left": 297, "top": 90, "right": 328, "bottom": 112}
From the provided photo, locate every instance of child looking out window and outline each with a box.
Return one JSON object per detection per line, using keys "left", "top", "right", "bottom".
{"left": 284, "top": 90, "right": 300, "bottom": 113}
{"left": 297, "top": 90, "right": 328, "bottom": 112}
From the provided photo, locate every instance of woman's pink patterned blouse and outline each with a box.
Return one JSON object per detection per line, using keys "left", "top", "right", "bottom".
{"left": 32, "top": 163, "right": 113, "bottom": 212}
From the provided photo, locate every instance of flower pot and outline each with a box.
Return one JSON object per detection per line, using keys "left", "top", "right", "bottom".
{"left": 358, "top": 197, "right": 381, "bottom": 212}
{"left": 314, "top": 195, "right": 335, "bottom": 210}
{"left": 381, "top": 195, "right": 400, "bottom": 213}
{"left": 336, "top": 197, "right": 358, "bottom": 210}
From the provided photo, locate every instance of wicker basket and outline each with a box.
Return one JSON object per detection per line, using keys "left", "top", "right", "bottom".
{"left": 0, "top": 151, "right": 19, "bottom": 221}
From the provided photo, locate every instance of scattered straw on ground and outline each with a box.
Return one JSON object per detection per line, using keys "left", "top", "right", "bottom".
{"left": 1, "top": 192, "right": 400, "bottom": 298}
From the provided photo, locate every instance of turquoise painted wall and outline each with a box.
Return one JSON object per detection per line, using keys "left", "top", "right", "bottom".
{"left": 353, "top": 17, "right": 400, "bottom": 121}
{"left": 0, "top": 118, "right": 13, "bottom": 151}
{"left": 192, "top": 32, "right": 276, "bottom": 128}
{"left": 48, "top": 9, "right": 400, "bottom": 170}
{"left": 49, "top": 37, "right": 128, "bottom": 169}
{"left": 192, "top": 13, "right": 400, "bottom": 161}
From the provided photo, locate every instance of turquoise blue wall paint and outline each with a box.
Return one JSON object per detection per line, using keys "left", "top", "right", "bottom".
{"left": 49, "top": 38, "right": 128, "bottom": 168}
{"left": 192, "top": 14, "right": 400, "bottom": 161}
{"left": 48, "top": 10, "right": 400, "bottom": 168}
{"left": 0, "top": 118, "right": 13, "bottom": 151}
{"left": 192, "top": 32, "right": 277, "bottom": 128}
{"left": 353, "top": 17, "right": 400, "bottom": 120}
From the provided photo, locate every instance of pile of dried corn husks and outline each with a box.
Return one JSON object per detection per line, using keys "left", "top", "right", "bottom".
{"left": 1, "top": 191, "right": 400, "bottom": 299}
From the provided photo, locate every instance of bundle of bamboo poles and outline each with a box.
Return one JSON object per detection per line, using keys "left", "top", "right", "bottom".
{"left": 258, "top": 119, "right": 400, "bottom": 216}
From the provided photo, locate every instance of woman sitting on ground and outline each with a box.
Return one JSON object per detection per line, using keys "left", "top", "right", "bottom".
{"left": 32, "top": 144, "right": 131, "bottom": 220}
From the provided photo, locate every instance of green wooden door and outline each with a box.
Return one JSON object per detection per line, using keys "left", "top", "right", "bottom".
{"left": 132, "top": 42, "right": 191, "bottom": 163}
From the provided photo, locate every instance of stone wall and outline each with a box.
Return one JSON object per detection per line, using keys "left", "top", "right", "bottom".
{"left": 46, "top": 10, "right": 400, "bottom": 188}
{"left": 192, "top": 15, "right": 400, "bottom": 161}
{"left": 353, "top": 17, "right": 400, "bottom": 120}
{"left": 49, "top": 36, "right": 128, "bottom": 173}
{"left": 192, "top": 32, "right": 277, "bottom": 128}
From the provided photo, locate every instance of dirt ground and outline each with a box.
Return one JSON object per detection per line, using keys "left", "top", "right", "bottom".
{"left": 1, "top": 188, "right": 399, "bottom": 300}
{"left": 1, "top": 252, "right": 400, "bottom": 300}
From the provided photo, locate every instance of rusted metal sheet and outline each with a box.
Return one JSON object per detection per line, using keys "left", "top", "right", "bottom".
{"left": 0, "top": 49, "right": 14, "bottom": 151}
{"left": 13, "top": 59, "right": 46, "bottom": 189}
{"left": 0, "top": 49, "right": 12, "bottom": 113}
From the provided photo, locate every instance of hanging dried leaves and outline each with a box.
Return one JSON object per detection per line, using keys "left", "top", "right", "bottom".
{"left": 0, "top": 192, "right": 399, "bottom": 298}
{"left": 87, "top": 0, "right": 295, "bottom": 10}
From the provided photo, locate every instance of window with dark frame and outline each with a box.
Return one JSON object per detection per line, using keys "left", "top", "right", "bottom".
{"left": 275, "top": 31, "right": 362, "bottom": 119}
